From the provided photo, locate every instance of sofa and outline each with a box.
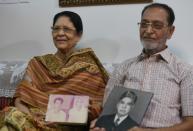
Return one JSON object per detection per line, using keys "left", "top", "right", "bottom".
{"left": 0, "top": 61, "right": 117, "bottom": 110}
{"left": 0, "top": 61, "right": 27, "bottom": 110}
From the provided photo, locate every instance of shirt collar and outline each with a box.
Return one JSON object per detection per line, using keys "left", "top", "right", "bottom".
{"left": 114, "top": 114, "right": 129, "bottom": 124}
{"left": 138, "top": 48, "right": 171, "bottom": 63}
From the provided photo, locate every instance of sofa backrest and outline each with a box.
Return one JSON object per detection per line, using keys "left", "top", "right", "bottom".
{"left": 0, "top": 61, "right": 118, "bottom": 98}
{"left": 0, "top": 61, "right": 27, "bottom": 97}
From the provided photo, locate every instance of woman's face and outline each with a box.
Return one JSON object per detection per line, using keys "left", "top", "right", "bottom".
{"left": 52, "top": 16, "right": 82, "bottom": 53}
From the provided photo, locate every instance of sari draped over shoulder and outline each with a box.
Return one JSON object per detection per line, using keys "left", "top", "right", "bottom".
{"left": 0, "top": 48, "right": 108, "bottom": 131}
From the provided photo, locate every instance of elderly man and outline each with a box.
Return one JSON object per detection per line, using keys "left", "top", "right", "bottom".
{"left": 91, "top": 3, "right": 193, "bottom": 131}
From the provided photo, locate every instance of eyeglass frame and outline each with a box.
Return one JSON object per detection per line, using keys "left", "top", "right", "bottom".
{"left": 51, "top": 26, "right": 76, "bottom": 34}
{"left": 137, "top": 21, "right": 169, "bottom": 30}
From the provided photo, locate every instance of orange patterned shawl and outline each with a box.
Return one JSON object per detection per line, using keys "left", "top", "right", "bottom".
{"left": 14, "top": 48, "right": 108, "bottom": 120}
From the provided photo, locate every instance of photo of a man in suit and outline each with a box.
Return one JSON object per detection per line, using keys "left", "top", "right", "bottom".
{"left": 95, "top": 90, "right": 138, "bottom": 131}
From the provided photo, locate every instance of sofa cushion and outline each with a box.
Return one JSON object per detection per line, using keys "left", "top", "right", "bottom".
{"left": 0, "top": 61, "right": 27, "bottom": 109}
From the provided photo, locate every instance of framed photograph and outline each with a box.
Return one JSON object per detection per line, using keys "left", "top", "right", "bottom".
{"left": 59, "top": 0, "right": 153, "bottom": 7}
{"left": 95, "top": 85, "right": 153, "bottom": 130}
{"left": 45, "top": 94, "right": 89, "bottom": 125}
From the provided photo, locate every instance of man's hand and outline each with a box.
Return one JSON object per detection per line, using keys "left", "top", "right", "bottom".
{"left": 90, "top": 118, "right": 97, "bottom": 129}
{"left": 89, "top": 118, "right": 106, "bottom": 131}
{"left": 128, "top": 127, "right": 153, "bottom": 131}
{"left": 90, "top": 127, "right": 106, "bottom": 131}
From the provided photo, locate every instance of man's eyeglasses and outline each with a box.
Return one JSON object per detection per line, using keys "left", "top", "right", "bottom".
{"left": 51, "top": 26, "right": 76, "bottom": 34}
{"left": 138, "top": 22, "right": 168, "bottom": 30}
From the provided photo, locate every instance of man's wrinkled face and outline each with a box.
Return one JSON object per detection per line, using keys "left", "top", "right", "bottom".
{"left": 139, "top": 7, "right": 174, "bottom": 52}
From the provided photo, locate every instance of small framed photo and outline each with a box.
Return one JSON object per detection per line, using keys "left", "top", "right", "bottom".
{"left": 45, "top": 94, "right": 89, "bottom": 125}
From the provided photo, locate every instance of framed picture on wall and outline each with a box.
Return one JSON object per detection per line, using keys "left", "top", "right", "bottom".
{"left": 59, "top": 0, "right": 153, "bottom": 7}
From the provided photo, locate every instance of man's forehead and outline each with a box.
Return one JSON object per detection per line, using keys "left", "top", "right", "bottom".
{"left": 142, "top": 7, "right": 168, "bottom": 23}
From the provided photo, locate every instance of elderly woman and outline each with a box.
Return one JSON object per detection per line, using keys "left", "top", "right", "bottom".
{"left": 0, "top": 11, "right": 108, "bottom": 131}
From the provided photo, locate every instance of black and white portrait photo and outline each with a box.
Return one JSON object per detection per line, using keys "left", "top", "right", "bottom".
{"left": 96, "top": 85, "right": 153, "bottom": 131}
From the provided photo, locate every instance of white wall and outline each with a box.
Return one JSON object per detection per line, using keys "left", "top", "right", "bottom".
{"left": 0, "top": 0, "right": 193, "bottom": 64}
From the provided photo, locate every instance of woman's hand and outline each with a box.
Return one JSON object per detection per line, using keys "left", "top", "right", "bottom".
{"left": 14, "top": 98, "right": 30, "bottom": 114}
{"left": 32, "top": 112, "right": 57, "bottom": 128}
{"left": 44, "top": 121, "right": 57, "bottom": 128}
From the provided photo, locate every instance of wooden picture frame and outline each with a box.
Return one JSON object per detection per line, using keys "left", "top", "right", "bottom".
{"left": 59, "top": 0, "right": 153, "bottom": 7}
